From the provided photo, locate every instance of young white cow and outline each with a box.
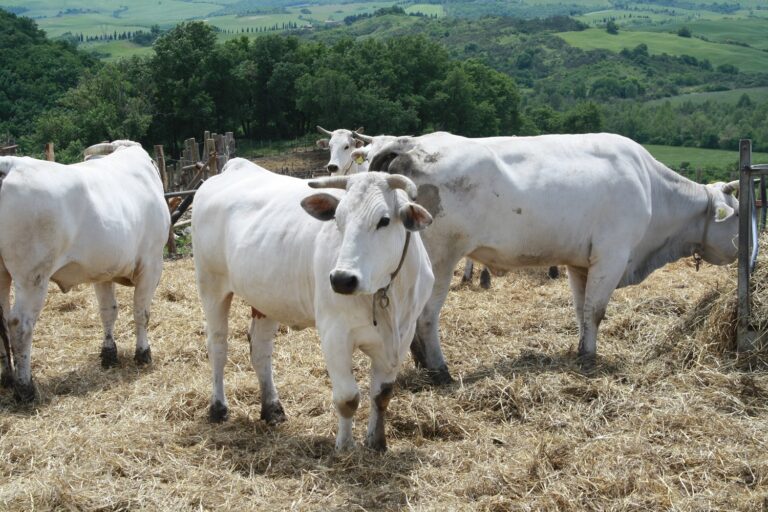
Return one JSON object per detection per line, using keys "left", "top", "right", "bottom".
{"left": 0, "top": 141, "right": 170, "bottom": 401}
{"left": 193, "top": 163, "right": 434, "bottom": 451}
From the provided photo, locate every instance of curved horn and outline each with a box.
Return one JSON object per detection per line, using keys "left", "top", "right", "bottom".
{"left": 308, "top": 175, "right": 350, "bottom": 190}
{"left": 354, "top": 127, "right": 364, "bottom": 134}
{"left": 316, "top": 125, "right": 333, "bottom": 136}
{"left": 722, "top": 180, "right": 740, "bottom": 195}
{"left": 386, "top": 174, "right": 418, "bottom": 199}
{"left": 83, "top": 142, "right": 116, "bottom": 159}
{"left": 352, "top": 131, "right": 373, "bottom": 143}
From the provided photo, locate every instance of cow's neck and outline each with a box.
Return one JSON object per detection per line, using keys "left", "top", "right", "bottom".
{"left": 622, "top": 168, "right": 708, "bottom": 287}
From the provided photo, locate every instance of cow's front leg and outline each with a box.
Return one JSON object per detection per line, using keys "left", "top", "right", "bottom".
{"left": 412, "top": 250, "right": 460, "bottom": 384}
{"left": 131, "top": 261, "right": 162, "bottom": 365}
{"left": 0, "top": 268, "right": 12, "bottom": 387}
{"left": 9, "top": 281, "right": 49, "bottom": 402}
{"left": 364, "top": 351, "right": 399, "bottom": 452}
{"left": 248, "top": 316, "right": 286, "bottom": 425}
{"left": 320, "top": 330, "right": 358, "bottom": 451}
{"left": 94, "top": 282, "right": 119, "bottom": 368}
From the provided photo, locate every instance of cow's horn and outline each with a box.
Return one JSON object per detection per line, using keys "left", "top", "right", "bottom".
{"left": 83, "top": 142, "right": 116, "bottom": 159}
{"left": 722, "top": 180, "right": 740, "bottom": 195}
{"left": 308, "top": 175, "right": 350, "bottom": 190}
{"left": 354, "top": 127, "right": 364, "bottom": 134}
{"left": 316, "top": 125, "right": 333, "bottom": 136}
{"left": 353, "top": 132, "right": 373, "bottom": 143}
{"left": 386, "top": 174, "right": 418, "bottom": 199}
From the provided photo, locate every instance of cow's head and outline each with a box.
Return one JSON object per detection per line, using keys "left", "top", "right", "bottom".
{"left": 698, "top": 180, "right": 739, "bottom": 265}
{"left": 301, "top": 172, "right": 432, "bottom": 295}
{"left": 316, "top": 126, "right": 365, "bottom": 176}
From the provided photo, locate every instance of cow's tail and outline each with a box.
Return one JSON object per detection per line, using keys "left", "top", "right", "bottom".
{"left": 0, "top": 161, "right": 12, "bottom": 382}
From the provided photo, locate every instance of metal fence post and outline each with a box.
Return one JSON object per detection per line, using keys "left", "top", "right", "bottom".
{"left": 737, "top": 139, "right": 755, "bottom": 352}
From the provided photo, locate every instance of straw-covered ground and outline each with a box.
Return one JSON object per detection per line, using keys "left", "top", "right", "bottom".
{"left": 1, "top": 245, "right": 767, "bottom": 510}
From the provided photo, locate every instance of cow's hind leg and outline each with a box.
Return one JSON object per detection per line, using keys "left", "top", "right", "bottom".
{"left": 479, "top": 266, "right": 491, "bottom": 289}
{"left": 0, "top": 267, "right": 12, "bottom": 387}
{"left": 364, "top": 347, "right": 399, "bottom": 452}
{"left": 94, "top": 282, "right": 119, "bottom": 368}
{"left": 566, "top": 266, "right": 588, "bottom": 333}
{"left": 578, "top": 252, "right": 628, "bottom": 362}
{"left": 461, "top": 259, "right": 474, "bottom": 283}
{"left": 248, "top": 316, "right": 286, "bottom": 425}
{"left": 200, "top": 285, "right": 233, "bottom": 422}
{"left": 131, "top": 261, "right": 162, "bottom": 365}
{"left": 9, "top": 281, "right": 49, "bottom": 402}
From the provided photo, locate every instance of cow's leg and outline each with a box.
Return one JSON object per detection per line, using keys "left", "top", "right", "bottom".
{"left": 94, "top": 282, "right": 119, "bottom": 368}
{"left": 461, "top": 258, "right": 474, "bottom": 283}
{"left": 131, "top": 262, "right": 162, "bottom": 365}
{"left": 412, "top": 249, "right": 463, "bottom": 384}
{"left": 480, "top": 266, "right": 491, "bottom": 289}
{"left": 0, "top": 267, "right": 12, "bottom": 387}
{"left": 364, "top": 348, "right": 399, "bottom": 452}
{"left": 248, "top": 317, "right": 286, "bottom": 425}
{"left": 9, "top": 282, "right": 49, "bottom": 402}
{"left": 566, "top": 266, "right": 588, "bottom": 330}
{"left": 548, "top": 266, "right": 560, "bottom": 279}
{"left": 201, "top": 289, "right": 233, "bottom": 422}
{"left": 320, "top": 329, "right": 358, "bottom": 451}
{"left": 578, "top": 254, "right": 627, "bottom": 361}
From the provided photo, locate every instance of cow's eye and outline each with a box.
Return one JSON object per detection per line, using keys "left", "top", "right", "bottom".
{"left": 376, "top": 217, "right": 390, "bottom": 229}
{"left": 344, "top": 145, "right": 349, "bottom": 150}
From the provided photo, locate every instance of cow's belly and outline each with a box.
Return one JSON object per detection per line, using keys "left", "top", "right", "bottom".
{"left": 469, "top": 243, "right": 590, "bottom": 270}
{"left": 230, "top": 277, "right": 316, "bottom": 330}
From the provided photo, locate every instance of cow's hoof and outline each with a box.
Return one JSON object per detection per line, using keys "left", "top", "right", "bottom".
{"left": 261, "top": 401, "right": 287, "bottom": 426}
{"left": 209, "top": 400, "right": 229, "bottom": 423}
{"left": 134, "top": 346, "right": 152, "bottom": 365}
{"left": 100, "top": 346, "right": 119, "bottom": 368}
{"left": 1, "top": 371, "right": 13, "bottom": 388}
{"left": 480, "top": 269, "right": 491, "bottom": 289}
{"left": 13, "top": 380, "right": 36, "bottom": 403}
{"left": 365, "top": 435, "right": 387, "bottom": 453}
{"left": 427, "top": 365, "right": 454, "bottom": 386}
{"left": 576, "top": 353, "right": 596, "bottom": 371}
{"left": 548, "top": 266, "right": 560, "bottom": 279}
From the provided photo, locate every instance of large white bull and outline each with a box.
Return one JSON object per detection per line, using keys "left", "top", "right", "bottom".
{"left": 192, "top": 163, "right": 434, "bottom": 451}
{"left": 0, "top": 141, "right": 170, "bottom": 400}
{"left": 368, "top": 132, "right": 739, "bottom": 382}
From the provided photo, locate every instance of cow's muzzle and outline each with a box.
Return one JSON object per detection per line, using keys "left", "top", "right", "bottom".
{"left": 330, "top": 270, "right": 358, "bottom": 295}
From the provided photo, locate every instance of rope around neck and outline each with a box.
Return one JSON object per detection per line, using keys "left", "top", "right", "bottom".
{"left": 373, "top": 231, "right": 412, "bottom": 326}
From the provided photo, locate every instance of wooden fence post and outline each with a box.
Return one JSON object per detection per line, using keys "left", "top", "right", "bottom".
{"left": 206, "top": 138, "right": 217, "bottom": 175}
{"left": 737, "top": 139, "right": 755, "bottom": 352}
{"left": 154, "top": 145, "right": 168, "bottom": 192}
{"left": 45, "top": 143, "right": 55, "bottom": 162}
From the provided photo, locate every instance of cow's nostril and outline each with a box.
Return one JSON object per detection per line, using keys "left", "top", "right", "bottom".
{"left": 327, "top": 164, "right": 339, "bottom": 174}
{"left": 330, "top": 271, "right": 358, "bottom": 294}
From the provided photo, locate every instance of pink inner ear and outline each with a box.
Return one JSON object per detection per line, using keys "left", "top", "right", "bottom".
{"left": 303, "top": 194, "right": 334, "bottom": 213}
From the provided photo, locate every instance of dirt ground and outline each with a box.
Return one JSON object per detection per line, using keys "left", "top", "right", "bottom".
{"left": 0, "top": 251, "right": 767, "bottom": 510}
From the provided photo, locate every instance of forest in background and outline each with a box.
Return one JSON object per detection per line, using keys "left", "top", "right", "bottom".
{"left": 2, "top": 2, "right": 767, "bottom": 178}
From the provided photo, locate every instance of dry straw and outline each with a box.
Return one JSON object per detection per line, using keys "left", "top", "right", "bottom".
{"left": 1, "top": 236, "right": 767, "bottom": 510}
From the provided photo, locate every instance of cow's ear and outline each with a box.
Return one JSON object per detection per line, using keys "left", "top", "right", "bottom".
{"left": 316, "top": 139, "right": 329, "bottom": 149}
{"left": 714, "top": 201, "right": 735, "bottom": 223}
{"left": 352, "top": 149, "right": 366, "bottom": 165}
{"left": 400, "top": 202, "right": 432, "bottom": 231}
{"left": 355, "top": 139, "right": 364, "bottom": 148}
{"left": 301, "top": 193, "right": 339, "bottom": 221}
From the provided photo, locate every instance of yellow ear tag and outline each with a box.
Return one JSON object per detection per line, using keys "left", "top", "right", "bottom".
{"left": 716, "top": 207, "right": 728, "bottom": 221}
{"left": 354, "top": 155, "right": 365, "bottom": 165}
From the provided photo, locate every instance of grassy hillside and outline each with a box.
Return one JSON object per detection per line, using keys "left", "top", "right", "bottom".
{"left": 644, "top": 144, "right": 768, "bottom": 173}
{"left": 645, "top": 87, "right": 768, "bottom": 107}
{"left": 557, "top": 27, "right": 768, "bottom": 73}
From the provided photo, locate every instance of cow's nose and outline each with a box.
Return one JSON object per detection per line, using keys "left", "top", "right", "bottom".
{"left": 330, "top": 270, "right": 358, "bottom": 294}
{"left": 327, "top": 164, "right": 339, "bottom": 174}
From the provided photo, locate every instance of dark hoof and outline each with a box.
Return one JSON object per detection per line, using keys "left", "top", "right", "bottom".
{"left": 365, "top": 435, "right": 387, "bottom": 453}
{"left": 260, "top": 401, "right": 287, "bottom": 426}
{"left": 209, "top": 400, "right": 229, "bottom": 423}
{"left": 100, "top": 345, "right": 119, "bottom": 368}
{"left": 480, "top": 269, "right": 491, "bottom": 289}
{"left": 13, "top": 380, "right": 36, "bottom": 403}
{"left": 1, "top": 371, "right": 13, "bottom": 388}
{"left": 576, "top": 352, "right": 596, "bottom": 371}
{"left": 427, "top": 365, "right": 454, "bottom": 386}
{"left": 548, "top": 266, "right": 560, "bottom": 279}
{"left": 134, "top": 346, "right": 152, "bottom": 365}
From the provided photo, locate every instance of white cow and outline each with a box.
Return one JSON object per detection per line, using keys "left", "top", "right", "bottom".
{"left": 0, "top": 141, "right": 170, "bottom": 401}
{"left": 316, "top": 126, "right": 367, "bottom": 176}
{"left": 193, "top": 163, "right": 434, "bottom": 451}
{"left": 368, "top": 132, "right": 739, "bottom": 382}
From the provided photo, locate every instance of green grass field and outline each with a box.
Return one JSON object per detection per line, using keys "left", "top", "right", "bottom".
{"left": 646, "top": 87, "right": 768, "bottom": 107}
{"left": 557, "top": 28, "right": 768, "bottom": 74}
{"left": 643, "top": 144, "right": 768, "bottom": 172}
{"left": 641, "top": 17, "right": 768, "bottom": 51}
